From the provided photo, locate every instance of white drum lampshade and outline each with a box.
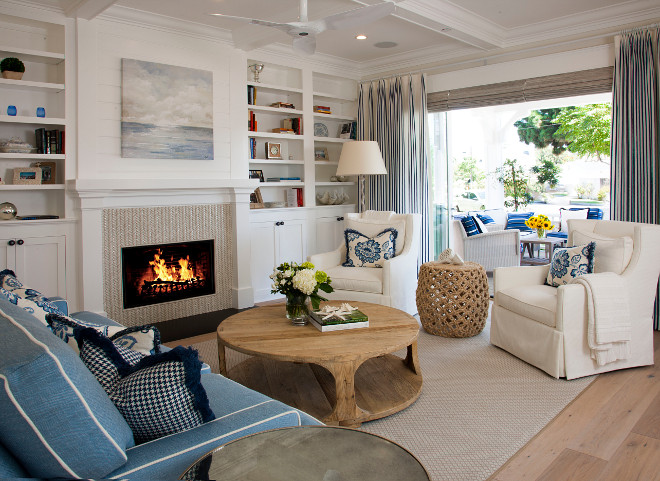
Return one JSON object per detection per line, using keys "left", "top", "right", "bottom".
{"left": 336, "top": 141, "right": 387, "bottom": 212}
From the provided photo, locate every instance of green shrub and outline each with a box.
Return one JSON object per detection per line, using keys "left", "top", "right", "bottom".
{"left": 1, "top": 57, "right": 25, "bottom": 73}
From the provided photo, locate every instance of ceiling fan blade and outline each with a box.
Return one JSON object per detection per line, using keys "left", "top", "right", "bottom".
{"left": 210, "top": 13, "right": 293, "bottom": 31}
{"left": 322, "top": 2, "right": 395, "bottom": 31}
{"left": 292, "top": 35, "right": 316, "bottom": 55}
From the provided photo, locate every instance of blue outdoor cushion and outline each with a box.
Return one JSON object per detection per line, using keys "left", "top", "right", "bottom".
{"left": 0, "top": 298, "right": 134, "bottom": 479}
{"left": 476, "top": 213, "right": 495, "bottom": 224}
{"left": 506, "top": 212, "right": 533, "bottom": 232}
{"left": 460, "top": 216, "right": 482, "bottom": 237}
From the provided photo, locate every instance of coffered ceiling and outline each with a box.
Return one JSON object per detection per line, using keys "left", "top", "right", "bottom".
{"left": 33, "top": 0, "right": 660, "bottom": 73}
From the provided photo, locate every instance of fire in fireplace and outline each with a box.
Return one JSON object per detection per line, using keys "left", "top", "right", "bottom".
{"left": 121, "top": 240, "right": 215, "bottom": 309}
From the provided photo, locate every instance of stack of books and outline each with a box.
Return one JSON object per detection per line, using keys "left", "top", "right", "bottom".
{"left": 309, "top": 308, "right": 369, "bottom": 332}
{"left": 249, "top": 138, "right": 256, "bottom": 159}
{"left": 286, "top": 187, "right": 303, "bottom": 207}
{"left": 272, "top": 128, "right": 295, "bottom": 134}
{"left": 271, "top": 102, "right": 295, "bottom": 109}
{"left": 34, "top": 128, "right": 64, "bottom": 154}
{"left": 247, "top": 85, "right": 257, "bottom": 105}
{"left": 248, "top": 111, "right": 257, "bottom": 131}
{"left": 314, "top": 105, "right": 332, "bottom": 114}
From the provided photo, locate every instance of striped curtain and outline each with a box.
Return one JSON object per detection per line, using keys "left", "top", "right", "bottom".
{"left": 357, "top": 74, "right": 431, "bottom": 264}
{"left": 611, "top": 27, "right": 660, "bottom": 329}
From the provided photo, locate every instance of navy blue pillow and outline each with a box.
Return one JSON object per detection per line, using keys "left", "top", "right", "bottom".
{"left": 476, "top": 213, "right": 495, "bottom": 224}
{"left": 506, "top": 212, "right": 533, "bottom": 232}
{"left": 460, "top": 216, "right": 482, "bottom": 237}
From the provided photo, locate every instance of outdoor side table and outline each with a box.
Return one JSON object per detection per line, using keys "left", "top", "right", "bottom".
{"left": 416, "top": 261, "right": 489, "bottom": 337}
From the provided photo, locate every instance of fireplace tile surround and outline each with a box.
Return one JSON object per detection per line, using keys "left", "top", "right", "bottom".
{"left": 71, "top": 179, "right": 257, "bottom": 326}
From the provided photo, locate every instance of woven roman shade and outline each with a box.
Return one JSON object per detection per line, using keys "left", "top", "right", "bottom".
{"left": 427, "top": 66, "right": 613, "bottom": 112}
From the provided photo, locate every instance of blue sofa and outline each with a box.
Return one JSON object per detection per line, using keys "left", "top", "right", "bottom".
{"left": 0, "top": 295, "right": 321, "bottom": 479}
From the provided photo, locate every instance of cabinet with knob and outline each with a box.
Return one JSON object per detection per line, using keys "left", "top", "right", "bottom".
{"left": 249, "top": 209, "right": 307, "bottom": 301}
{"left": 0, "top": 234, "right": 66, "bottom": 298}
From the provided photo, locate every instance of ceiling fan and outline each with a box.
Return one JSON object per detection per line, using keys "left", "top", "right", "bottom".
{"left": 211, "top": 0, "right": 396, "bottom": 55}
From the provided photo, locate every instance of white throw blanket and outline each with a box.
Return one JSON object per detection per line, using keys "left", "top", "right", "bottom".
{"left": 570, "top": 273, "right": 631, "bottom": 366}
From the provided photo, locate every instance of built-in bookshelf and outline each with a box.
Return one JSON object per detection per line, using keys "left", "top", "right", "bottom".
{"left": 245, "top": 59, "right": 358, "bottom": 210}
{"left": 0, "top": 13, "right": 67, "bottom": 220}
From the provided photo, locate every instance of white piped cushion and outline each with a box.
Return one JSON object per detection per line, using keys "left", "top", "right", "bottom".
{"left": 325, "top": 266, "right": 383, "bottom": 294}
{"left": 498, "top": 285, "right": 558, "bottom": 327}
{"left": 572, "top": 230, "right": 633, "bottom": 275}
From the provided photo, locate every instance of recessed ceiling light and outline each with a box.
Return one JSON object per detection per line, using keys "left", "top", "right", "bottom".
{"left": 356, "top": 34, "right": 367, "bottom": 40}
{"left": 374, "top": 41, "right": 398, "bottom": 48}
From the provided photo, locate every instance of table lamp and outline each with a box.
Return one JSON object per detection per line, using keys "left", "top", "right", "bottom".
{"left": 336, "top": 141, "right": 387, "bottom": 212}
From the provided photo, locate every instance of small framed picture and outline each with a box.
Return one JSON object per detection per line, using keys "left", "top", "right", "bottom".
{"left": 13, "top": 167, "right": 42, "bottom": 185}
{"left": 266, "top": 142, "right": 282, "bottom": 159}
{"left": 33, "top": 161, "right": 56, "bottom": 184}
{"left": 314, "top": 147, "right": 329, "bottom": 160}
{"left": 249, "top": 169, "right": 265, "bottom": 182}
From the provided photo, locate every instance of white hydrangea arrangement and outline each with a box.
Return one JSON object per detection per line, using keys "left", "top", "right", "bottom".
{"left": 270, "top": 261, "right": 333, "bottom": 310}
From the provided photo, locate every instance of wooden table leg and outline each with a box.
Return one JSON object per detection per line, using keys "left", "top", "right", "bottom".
{"left": 317, "top": 359, "right": 364, "bottom": 427}
{"left": 217, "top": 335, "right": 227, "bottom": 376}
{"left": 405, "top": 341, "right": 421, "bottom": 375}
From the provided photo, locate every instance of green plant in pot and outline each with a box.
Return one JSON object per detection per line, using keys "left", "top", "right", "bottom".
{"left": 1, "top": 57, "right": 25, "bottom": 80}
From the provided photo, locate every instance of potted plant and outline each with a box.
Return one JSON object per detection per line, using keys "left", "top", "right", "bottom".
{"left": 1, "top": 57, "right": 25, "bottom": 80}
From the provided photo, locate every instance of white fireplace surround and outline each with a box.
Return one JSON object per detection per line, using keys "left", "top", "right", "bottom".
{"left": 70, "top": 178, "right": 259, "bottom": 315}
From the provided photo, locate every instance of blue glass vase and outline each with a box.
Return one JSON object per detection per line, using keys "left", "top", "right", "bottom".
{"left": 7, "top": 105, "right": 16, "bottom": 116}
{"left": 36, "top": 107, "right": 45, "bottom": 117}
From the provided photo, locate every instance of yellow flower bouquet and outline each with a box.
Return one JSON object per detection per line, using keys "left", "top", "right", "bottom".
{"left": 525, "top": 214, "right": 555, "bottom": 238}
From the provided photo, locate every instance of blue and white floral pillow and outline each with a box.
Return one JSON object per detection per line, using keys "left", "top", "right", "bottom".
{"left": 343, "top": 228, "right": 397, "bottom": 268}
{"left": 0, "top": 287, "right": 63, "bottom": 325}
{"left": 546, "top": 242, "right": 596, "bottom": 287}
{"left": 47, "top": 312, "right": 161, "bottom": 356}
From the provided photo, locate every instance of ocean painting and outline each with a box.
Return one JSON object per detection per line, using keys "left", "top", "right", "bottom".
{"left": 121, "top": 59, "right": 213, "bottom": 160}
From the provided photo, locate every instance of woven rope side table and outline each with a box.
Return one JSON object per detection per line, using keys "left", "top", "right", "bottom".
{"left": 416, "top": 261, "right": 489, "bottom": 338}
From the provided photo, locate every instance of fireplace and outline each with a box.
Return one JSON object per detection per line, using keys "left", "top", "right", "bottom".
{"left": 121, "top": 240, "right": 215, "bottom": 309}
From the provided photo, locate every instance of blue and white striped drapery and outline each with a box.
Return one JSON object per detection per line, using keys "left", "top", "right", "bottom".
{"left": 357, "top": 74, "right": 431, "bottom": 264}
{"left": 611, "top": 27, "right": 660, "bottom": 329}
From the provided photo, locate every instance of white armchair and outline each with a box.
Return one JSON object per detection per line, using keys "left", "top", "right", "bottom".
{"left": 308, "top": 211, "right": 421, "bottom": 315}
{"left": 451, "top": 219, "right": 520, "bottom": 272}
{"left": 491, "top": 219, "right": 660, "bottom": 379}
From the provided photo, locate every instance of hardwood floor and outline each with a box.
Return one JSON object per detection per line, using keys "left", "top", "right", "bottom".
{"left": 171, "top": 317, "right": 660, "bottom": 480}
{"left": 490, "top": 330, "right": 660, "bottom": 481}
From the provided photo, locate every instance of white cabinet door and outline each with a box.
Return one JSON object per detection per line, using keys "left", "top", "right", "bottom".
{"left": 313, "top": 215, "right": 346, "bottom": 255}
{"left": 249, "top": 217, "right": 307, "bottom": 303}
{"left": 5, "top": 235, "right": 66, "bottom": 298}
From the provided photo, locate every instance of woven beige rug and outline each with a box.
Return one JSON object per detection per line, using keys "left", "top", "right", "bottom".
{"left": 188, "top": 320, "right": 594, "bottom": 481}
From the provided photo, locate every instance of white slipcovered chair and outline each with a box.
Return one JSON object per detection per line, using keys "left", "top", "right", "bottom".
{"left": 308, "top": 210, "right": 421, "bottom": 315}
{"left": 451, "top": 219, "right": 521, "bottom": 272}
{"left": 491, "top": 219, "right": 660, "bottom": 379}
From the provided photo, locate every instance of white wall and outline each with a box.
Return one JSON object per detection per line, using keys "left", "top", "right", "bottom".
{"left": 76, "top": 17, "right": 245, "bottom": 181}
{"left": 426, "top": 44, "right": 614, "bottom": 93}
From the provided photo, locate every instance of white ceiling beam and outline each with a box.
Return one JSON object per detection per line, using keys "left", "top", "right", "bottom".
{"left": 65, "top": 0, "right": 118, "bottom": 20}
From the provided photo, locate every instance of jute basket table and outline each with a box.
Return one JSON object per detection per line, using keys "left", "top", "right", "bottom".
{"left": 416, "top": 261, "right": 489, "bottom": 338}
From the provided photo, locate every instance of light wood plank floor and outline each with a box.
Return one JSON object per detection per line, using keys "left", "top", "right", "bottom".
{"left": 490, "top": 330, "right": 660, "bottom": 481}
{"left": 170, "top": 315, "right": 660, "bottom": 480}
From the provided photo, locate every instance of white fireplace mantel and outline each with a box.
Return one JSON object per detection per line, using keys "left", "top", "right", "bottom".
{"left": 69, "top": 178, "right": 257, "bottom": 313}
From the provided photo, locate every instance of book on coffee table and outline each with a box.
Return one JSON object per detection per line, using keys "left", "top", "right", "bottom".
{"left": 309, "top": 310, "right": 369, "bottom": 332}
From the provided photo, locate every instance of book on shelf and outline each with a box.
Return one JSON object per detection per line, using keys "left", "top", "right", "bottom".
{"left": 266, "top": 177, "right": 280, "bottom": 182}
{"left": 249, "top": 138, "right": 256, "bottom": 159}
{"left": 286, "top": 188, "right": 297, "bottom": 207}
{"left": 314, "top": 106, "right": 332, "bottom": 114}
{"left": 16, "top": 215, "right": 60, "bottom": 220}
{"left": 279, "top": 177, "right": 301, "bottom": 181}
{"left": 309, "top": 309, "right": 369, "bottom": 332}
{"left": 248, "top": 111, "right": 257, "bottom": 131}
{"left": 247, "top": 85, "right": 257, "bottom": 105}
{"left": 295, "top": 187, "right": 303, "bottom": 207}
{"left": 291, "top": 117, "right": 302, "bottom": 135}
{"left": 271, "top": 128, "right": 295, "bottom": 134}
{"left": 34, "top": 128, "right": 64, "bottom": 154}
{"left": 271, "top": 102, "right": 295, "bottom": 109}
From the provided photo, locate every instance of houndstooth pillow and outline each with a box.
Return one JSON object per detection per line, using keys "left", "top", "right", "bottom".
{"left": 75, "top": 327, "right": 215, "bottom": 444}
{"left": 47, "top": 312, "right": 160, "bottom": 356}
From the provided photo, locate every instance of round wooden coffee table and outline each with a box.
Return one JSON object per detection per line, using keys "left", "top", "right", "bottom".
{"left": 217, "top": 301, "right": 422, "bottom": 427}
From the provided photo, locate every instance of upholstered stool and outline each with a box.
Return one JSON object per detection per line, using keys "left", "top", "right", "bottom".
{"left": 416, "top": 261, "right": 489, "bottom": 337}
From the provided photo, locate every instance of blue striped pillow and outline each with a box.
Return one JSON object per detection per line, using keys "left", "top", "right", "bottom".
{"left": 506, "top": 212, "right": 533, "bottom": 232}
{"left": 460, "top": 216, "right": 482, "bottom": 237}
{"left": 476, "top": 213, "right": 495, "bottom": 224}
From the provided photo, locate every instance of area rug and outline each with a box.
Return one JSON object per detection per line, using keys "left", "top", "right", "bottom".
{"left": 188, "top": 320, "right": 594, "bottom": 481}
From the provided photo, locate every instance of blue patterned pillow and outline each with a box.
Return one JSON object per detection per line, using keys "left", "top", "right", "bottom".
{"left": 343, "top": 228, "right": 397, "bottom": 268}
{"left": 0, "top": 269, "right": 21, "bottom": 291}
{"left": 546, "top": 242, "right": 596, "bottom": 287}
{"left": 476, "top": 213, "right": 495, "bottom": 224}
{"left": 47, "top": 312, "right": 161, "bottom": 356}
{"left": 0, "top": 287, "right": 63, "bottom": 325}
{"left": 460, "top": 216, "right": 482, "bottom": 237}
{"left": 506, "top": 212, "right": 533, "bottom": 232}
{"left": 75, "top": 327, "right": 215, "bottom": 444}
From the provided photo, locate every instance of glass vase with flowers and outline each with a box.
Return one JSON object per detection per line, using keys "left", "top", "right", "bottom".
{"left": 270, "top": 261, "right": 333, "bottom": 325}
{"left": 524, "top": 214, "right": 555, "bottom": 238}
